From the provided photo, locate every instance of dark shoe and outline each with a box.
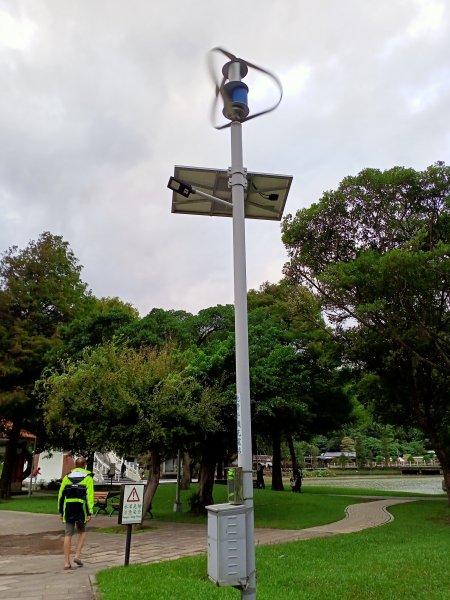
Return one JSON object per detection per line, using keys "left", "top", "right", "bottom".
{"left": 64, "top": 565, "right": 71, "bottom": 570}
{"left": 74, "top": 558, "right": 83, "bottom": 567}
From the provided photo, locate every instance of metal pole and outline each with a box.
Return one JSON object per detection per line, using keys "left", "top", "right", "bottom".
{"left": 230, "top": 118, "right": 256, "bottom": 599}
{"left": 124, "top": 524, "right": 132, "bottom": 566}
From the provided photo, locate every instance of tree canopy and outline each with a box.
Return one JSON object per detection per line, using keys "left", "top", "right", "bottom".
{"left": 0, "top": 232, "right": 90, "bottom": 498}
{"left": 248, "top": 281, "right": 353, "bottom": 488}
{"left": 38, "top": 341, "right": 225, "bottom": 515}
{"left": 282, "top": 162, "right": 450, "bottom": 502}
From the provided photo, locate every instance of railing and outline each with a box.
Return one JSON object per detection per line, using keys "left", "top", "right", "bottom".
{"left": 106, "top": 451, "right": 142, "bottom": 482}
{"left": 93, "top": 453, "right": 111, "bottom": 483}
{"left": 93, "top": 451, "right": 143, "bottom": 483}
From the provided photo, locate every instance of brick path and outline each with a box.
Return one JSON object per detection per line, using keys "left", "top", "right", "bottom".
{"left": 0, "top": 498, "right": 416, "bottom": 600}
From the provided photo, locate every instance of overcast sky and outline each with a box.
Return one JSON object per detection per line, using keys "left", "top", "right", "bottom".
{"left": 1, "top": 0, "right": 449, "bottom": 316}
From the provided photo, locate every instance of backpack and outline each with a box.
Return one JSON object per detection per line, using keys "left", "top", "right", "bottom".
{"left": 62, "top": 483, "right": 88, "bottom": 522}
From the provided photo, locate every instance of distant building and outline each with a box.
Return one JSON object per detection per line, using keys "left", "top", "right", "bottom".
{"left": 253, "top": 455, "right": 272, "bottom": 469}
{"left": 318, "top": 451, "right": 356, "bottom": 466}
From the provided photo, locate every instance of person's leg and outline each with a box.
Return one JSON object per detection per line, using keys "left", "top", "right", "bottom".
{"left": 74, "top": 522, "right": 86, "bottom": 564}
{"left": 64, "top": 523, "right": 74, "bottom": 568}
{"left": 63, "top": 536, "right": 72, "bottom": 567}
{"left": 74, "top": 532, "right": 86, "bottom": 562}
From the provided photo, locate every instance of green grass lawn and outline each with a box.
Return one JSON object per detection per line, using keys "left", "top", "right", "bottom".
{"left": 96, "top": 500, "right": 450, "bottom": 600}
{"left": 0, "top": 484, "right": 364, "bottom": 530}
{"left": 0, "top": 482, "right": 432, "bottom": 530}
{"left": 2, "top": 483, "right": 449, "bottom": 598}
{"left": 0, "top": 491, "right": 59, "bottom": 513}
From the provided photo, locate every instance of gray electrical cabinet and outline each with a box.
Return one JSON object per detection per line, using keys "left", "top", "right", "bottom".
{"left": 206, "top": 503, "right": 247, "bottom": 587}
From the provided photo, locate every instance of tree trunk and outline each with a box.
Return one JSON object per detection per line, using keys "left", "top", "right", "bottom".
{"left": 216, "top": 457, "right": 224, "bottom": 481}
{"left": 271, "top": 431, "right": 284, "bottom": 491}
{"left": 414, "top": 389, "right": 450, "bottom": 507}
{"left": 287, "top": 433, "right": 298, "bottom": 474}
{"left": 432, "top": 446, "right": 450, "bottom": 507}
{"left": 192, "top": 441, "right": 217, "bottom": 514}
{"left": 140, "top": 448, "right": 160, "bottom": 524}
{"left": 442, "top": 466, "right": 450, "bottom": 506}
{"left": 0, "top": 420, "right": 21, "bottom": 500}
{"left": 181, "top": 451, "right": 191, "bottom": 490}
{"left": 86, "top": 454, "right": 95, "bottom": 472}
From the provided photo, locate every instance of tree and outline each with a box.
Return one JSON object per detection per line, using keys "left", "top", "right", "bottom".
{"left": 282, "top": 163, "right": 450, "bottom": 504}
{"left": 185, "top": 305, "right": 237, "bottom": 511}
{"left": 60, "top": 296, "right": 139, "bottom": 359}
{"left": 0, "top": 232, "right": 89, "bottom": 498}
{"left": 119, "top": 308, "right": 195, "bottom": 350}
{"left": 340, "top": 436, "right": 355, "bottom": 453}
{"left": 39, "top": 341, "right": 222, "bottom": 518}
{"left": 354, "top": 435, "right": 367, "bottom": 468}
{"left": 248, "top": 281, "right": 353, "bottom": 489}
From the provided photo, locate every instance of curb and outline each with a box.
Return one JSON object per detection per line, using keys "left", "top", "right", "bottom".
{"left": 89, "top": 574, "right": 100, "bottom": 600}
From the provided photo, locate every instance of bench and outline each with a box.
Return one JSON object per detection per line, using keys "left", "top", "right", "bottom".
{"left": 109, "top": 495, "right": 120, "bottom": 517}
{"left": 93, "top": 491, "right": 109, "bottom": 515}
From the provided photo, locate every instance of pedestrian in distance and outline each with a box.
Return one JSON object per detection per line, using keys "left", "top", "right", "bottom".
{"left": 290, "top": 466, "right": 303, "bottom": 493}
{"left": 256, "top": 463, "right": 265, "bottom": 489}
{"left": 58, "top": 456, "right": 94, "bottom": 570}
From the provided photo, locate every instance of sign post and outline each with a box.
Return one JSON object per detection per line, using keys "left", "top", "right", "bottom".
{"left": 118, "top": 483, "right": 145, "bottom": 566}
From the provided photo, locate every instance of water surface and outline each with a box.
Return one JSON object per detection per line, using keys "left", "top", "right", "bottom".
{"left": 304, "top": 475, "right": 444, "bottom": 495}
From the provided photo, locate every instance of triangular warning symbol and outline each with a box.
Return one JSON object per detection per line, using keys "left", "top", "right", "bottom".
{"left": 126, "top": 487, "right": 141, "bottom": 502}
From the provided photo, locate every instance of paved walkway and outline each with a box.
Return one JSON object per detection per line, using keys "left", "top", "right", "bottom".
{"left": 0, "top": 497, "right": 416, "bottom": 600}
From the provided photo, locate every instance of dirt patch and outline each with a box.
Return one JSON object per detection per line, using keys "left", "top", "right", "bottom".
{"left": 0, "top": 532, "right": 63, "bottom": 555}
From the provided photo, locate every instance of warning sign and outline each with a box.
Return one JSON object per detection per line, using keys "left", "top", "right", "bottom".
{"left": 118, "top": 483, "right": 145, "bottom": 525}
{"left": 126, "top": 487, "right": 141, "bottom": 502}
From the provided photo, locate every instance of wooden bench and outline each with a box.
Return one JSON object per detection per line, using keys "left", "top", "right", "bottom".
{"left": 93, "top": 491, "right": 109, "bottom": 515}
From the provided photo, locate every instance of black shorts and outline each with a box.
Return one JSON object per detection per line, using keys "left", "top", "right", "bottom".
{"left": 65, "top": 520, "right": 86, "bottom": 536}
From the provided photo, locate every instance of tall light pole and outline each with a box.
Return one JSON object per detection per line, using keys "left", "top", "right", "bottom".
{"left": 168, "top": 50, "right": 291, "bottom": 600}
{"left": 225, "top": 58, "right": 256, "bottom": 599}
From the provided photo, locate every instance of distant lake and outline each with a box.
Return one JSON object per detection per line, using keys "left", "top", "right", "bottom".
{"left": 304, "top": 475, "right": 444, "bottom": 495}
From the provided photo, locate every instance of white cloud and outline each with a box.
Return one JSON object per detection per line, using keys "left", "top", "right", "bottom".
{"left": 280, "top": 63, "right": 311, "bottom": 98}
{"left": 0, "top": 8, "right": 36, "bottom": 50}
{"left": 407, "top": 0, "right": 445, "bottom": 38}
{"left": 1, "top": 0, "right": 449, "bottom": 315}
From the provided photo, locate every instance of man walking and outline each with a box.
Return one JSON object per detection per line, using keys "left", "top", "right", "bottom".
{"left": 58, "top": 457, "right": 94, "bottom": 570}
{"left": 256, "top": 463, "right": 265, "bottom": 489}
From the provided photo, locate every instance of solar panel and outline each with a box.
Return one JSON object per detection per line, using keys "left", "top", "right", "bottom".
{"left": 170, "top": 165, "right": 292, "bottom": 221}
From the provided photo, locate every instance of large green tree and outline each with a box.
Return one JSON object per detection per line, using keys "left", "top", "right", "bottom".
{"left": 186, "top": 305, "right": 237, "bottom": 511}
{"left": 116, "top": 306, "right": 224, "bottom": 506}
{"left": 0, "top": 232, "right": 89, "bottom": 498}
{"left": 282, "top": 163, "right": 450, "bottom": 503}
{"left": 39, "top": 342, "right": 222, "bottom": 517}
{"left": 59, "top": 296, "right": 139, "bottom": 359}
{"left": 119, "top": 307, "right": 195, "bottom": 350}
{"left": 248, "top": 282, "right": 353, "bottom": 489}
